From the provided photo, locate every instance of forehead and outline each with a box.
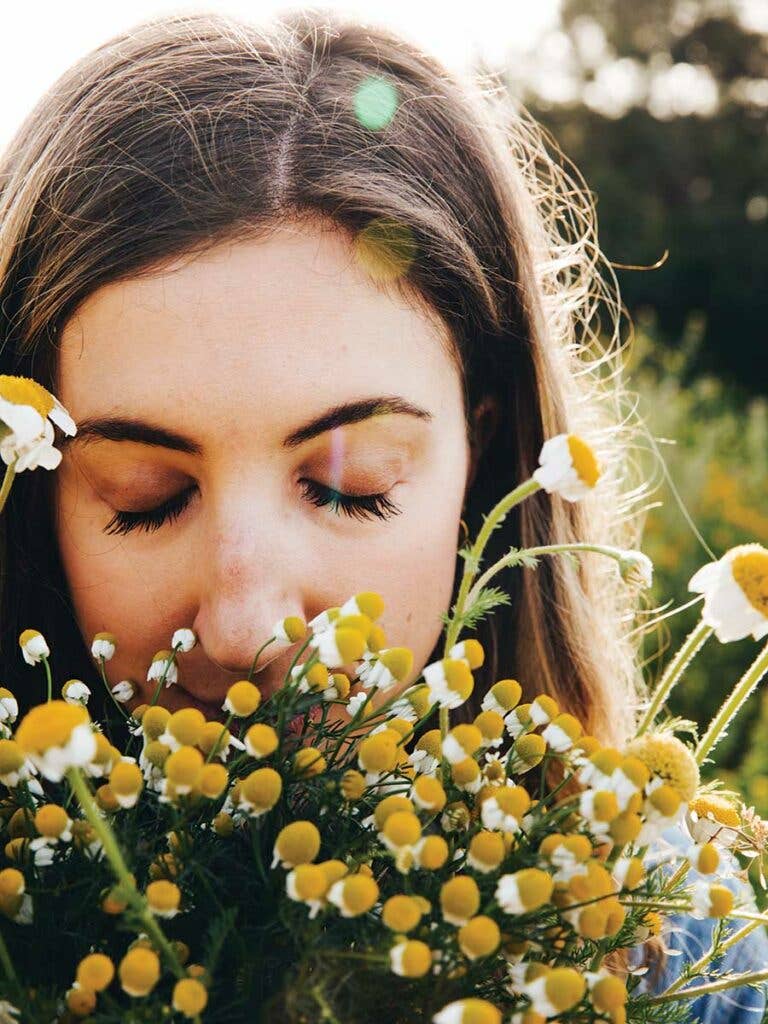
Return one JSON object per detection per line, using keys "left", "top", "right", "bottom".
{"left": 56, "top": 222, "right": 462, "bottom": 435}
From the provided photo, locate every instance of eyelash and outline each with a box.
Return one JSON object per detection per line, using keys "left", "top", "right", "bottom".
{"left": 103, "top": 479, "right": 401, "bottom": 536}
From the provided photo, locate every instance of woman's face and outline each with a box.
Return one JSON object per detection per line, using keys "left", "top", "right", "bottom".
{"left": 53, "top": 221, "right": 474, "bottom": 720}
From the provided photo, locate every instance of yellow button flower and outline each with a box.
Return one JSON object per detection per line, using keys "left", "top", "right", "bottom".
{"left": 358, "top": 731, "right": 399, "bottom": 774}
{"left": 467, "top": 831, "right": 505, "bottom": 873}
{"left": 141, "top": 706, "right": 170, "bottom": 741}
{"left": 327, "top": 873, "right": 379, "bottom": 917}
{"left": 389, "top": 939, "right": 432, "bottom": 977}
{"left": 146, "top": 879, "right": 181, "bottom": 918}
{"left": 340, "top": 769, "right": 367, "bottom": 801}
{"left": 624, "top": 732, "right": 699, "bottom": 802}
{"left": 689, "top": 543, "right": 768, "bottom": 642}
{"left": 433, "top": 998, "right": 502, "bottom": 1024}
{"left": 223, "top": 680, "right": 261, "bottom": 717}
{"left": 481, "top": 679, "right": 522, "bottom": 715}
{"left": 244, "top": 724, "right": 279, "bottom": 759}
{"left": 532, "top": 433, "right": 601, "bottom": 502}
{"left": 159, "top": 708, "right": 206, "bottom": 751}
{"left": 272, "top": 821, "right": 321, "bottom": 868}
{"left": 294, "top": 746, "right": 327, "bottom": 777}
{"left": 309, "top": 625, "right": 367, "bottom": 670}
{"left": 526, "top": 966, "right": 586, "bottom": 1016}
{"left": 0, "top": 687, "right": 19, "bottom": 726}
{"left": 164, "top": 746, "right": 204, "bottom": 794}
{"left": 458, "top": 916, "right": 501, "bottom": 959}
{"left": 238, "top": 767, "right": 283, "bottom": 817}
{"left": 382, "top": 894, "right": 423, "bottom": 933}
{"left": 286, "top": 863, "right": 330, "bottom": 918}
{"left": 198, "top": 763, "right": 229, "bottom": 800}
{"left": 66, "top": 988, "right": 96, "bottom": 1016}
{"left": 440, "top": 876, "right": 480, "bottom": 926}
{"left": 356, "top": 647, "right": 414, "bottom": 693}
{"left": 541, "top": 712, "right": 583, "bottom": 753}
{"left": 495, "top": 868, "right": 554, "bottom": 914}
{"left": 172, "top": 977, "right": 209, "bottom": 1018}
{"left": 340, "top": 591, "right": 385, "bottom": 621}
{"left": 443, "top": 724, "right": 483, "bottom": 765}
{"left": 118, "top": 946, "right": 161, "bottom": 997}
{"left": 691, "top": 881, "right": 735, "bottom": 918}
{"left": 411, "top": 775, "right": 446, "bottom": 813}
{"left": 34, "top": 804, "right": 71, "bottom": 839}
{"left": 422, "top": 658, "right": 474, "bottom": 709}
{"left": 480, "top": 786, "right": 531, "bottom": 833}
{"left": 14, "top": 701, "right": 96, "bottom": 782}
{"left": 75, "top": 950, "right": 115, "bottom": 991}
{"left": 109, "top": 762, "right": 144, "bottom": 809}
{"left": 448, "top": 639, "right": 485, "bottom": 670}
{"left": 414, "top": 835, "right": 450, "bottom": 870}
{"left": 272, "top": 615, "right": 308, "bottom": 647}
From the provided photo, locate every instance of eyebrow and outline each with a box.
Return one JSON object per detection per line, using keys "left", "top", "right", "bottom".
{"left": 63, "top": 396, "right": 432, "bottom": 455}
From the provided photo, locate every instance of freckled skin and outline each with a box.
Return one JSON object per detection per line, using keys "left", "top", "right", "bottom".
{"left": 53, "top": 221, "right": 477, "bottom": 719}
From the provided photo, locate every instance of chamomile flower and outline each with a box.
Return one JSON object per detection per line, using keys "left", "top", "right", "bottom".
{"left": 422, "top": 657, "right": 474, "bottom": 709}
{"left": 532, "top": 433, "right": 601, "bottom": 502}
{"left": 382, "top": 894, "right": 424, "bottom": 932}
{"left": 458, "top": 916, "right": 501, "bottom": 960}
{"left": 223, "top": 680, "right": 261, "bottom": 717}
{"left": 0, "top": 689, "right": 19, "bottom": 728}
{"left": 309, "top": 623, "right": 367, "bottom": 669}
{"left": 689, "top": 543, "right": 768, "bottom": 641}
{"left": 481, "top": 786, "right": 531, "bottom": 833}
{"left": 443, "top": 724, "right": 483, "bottom": 765}
{"left": 390, "top": 939, "right": 432, "bottom": 977}
{"left": 272, "top": 821, "right": 321, "bottom": 868}
{"left": 286, "top": 863, "right": 329, "bottom": 918}
{"left": 236, "top": 767, "right": 283, "bottom": 817}
{"left": 624, "top": 732, "right": 700, "bottom": 802}
{"left": 541, "top": 713, "right": 582, "bottom": 753}
{"left": 481, "top": 679, "right": 522, "bottom": 716}
{"left": 467, "top": 831, "right": 506, "bottom": 873}
{"left": 171, "top": 628, "right": 197, "bottom": 653}
{"left": 0, "top": 375, "right": 76, "bottom": 472}
{"left": 525, "top": 967, "right": 586, "bottom": 1017}
{"left": 687, "top": 793, "right": 741, "bottom": 847}
{"left": 272, "top": 615, "right": 308, "bottom": 649}
{"left": 118, "top": 946, "right": 161, "bottom": 997}
{"left": 15, "top": 701, "right": 96, "bottom": 782}
{"left": 244, "top": 723, "right": 279, "bottom": 759}
{"left": 110, "top": 761, "right": 144, "bottom": 809}
{"left": 146, "top": 879, "right": 181, "bottom": 918}
{"left": 690, "top": 880, "right": 734, "bottom": 918}
{"left": 346, "top": 691, "right": 370, "bottom": 719}
{"left": 147, "top": 650, "right": 178, "bottom": 688}
{"left": 18, "top": 629, "right": 49, "bottom": 666}
{"left": 76, "top": 953, "right": 115, "bottom": 992}
{"left": 495, "top": 868, "right": 554, "bottom": 914}
{"left": 327, "top": 873, "right": 379, "bottom": 917}
{"left": 355, "top": 647, "right": 414, "bottom": 693}
{"left": 111, "top": 680, "right": 135, "bottom": 704}
{"left": 617, "top": 549, "right": 654, "bottom": 589}
{"left": 61, "top": 679, "right": 91, "bottom": 706}
{"left": 172, "top": 978, "right": 208, "bottom": 1018}
{"left": 440, "top": 876, "right": 480, "bottom": 926}
{"left": 90, "top": 632, "right": 116, "bottom": 661}
{"left": 340, "top": 591, "right": 386, "bottom": 621}
{"left": 433, "top": 1001, "right": 501, "bottom": 1024}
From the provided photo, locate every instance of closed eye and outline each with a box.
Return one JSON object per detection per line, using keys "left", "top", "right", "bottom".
{"left": 102, "top": 478, "right": 402, "bottom": 535}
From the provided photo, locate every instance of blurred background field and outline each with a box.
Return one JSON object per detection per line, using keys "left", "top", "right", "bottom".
{"left": 499, "top": 0, "right": 768, "bottom": 811}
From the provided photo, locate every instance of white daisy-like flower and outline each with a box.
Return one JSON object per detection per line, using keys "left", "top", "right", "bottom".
{"left": 0, "top": 375, "right": 76, "bottom": 473}
{"left": 0, "top": 689, "right": 18, "bottom": 725}
{"left": 111, "top": 680, "right": 136, "bottom": 704}
{"left": 346, "top": 692, "right": 369, "bottom": 719}
{"left": 617, "top": 549, "right": 654, "bottom": 589}
{"left": 62, "top": 680, "right": 91, "bottom": 706}
{"left": 18, "top": 629, "right": 50, "bottom": 666}
{"left": 146, "top": 651, "right": 178, "bottom": 687}
{"left": 14, "top": 701, "right": 96, "bottom": 783}
{"left": 688, "top": 543, "right": 768, "bottom": 642}
{"left": 532, "top": 433, "right": 601, "bottom": 502}
{"left": 171, "top": 628, "right": 197, "bottom": 653}
{"left": 90, "top": 632, "right": 116, "bottom": 661}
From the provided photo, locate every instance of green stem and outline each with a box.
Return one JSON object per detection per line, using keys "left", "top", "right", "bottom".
{"left": 247, "top": 636, "right": 277, "bottom": 682}
{"left": 149, "top": 646, "right": 181, "bottom": 707}
{"left": 443, "top": 477, "right": 541, "bottom": 654}
{"left": 464, "top": 542, "right": 637, "bottom": 612}
{"left": 41, "top": 655, "right": 52, "bottom": 703}
{"left": 696, "top": 638, "right": 768, "bottom": 764}
{"left": 97, "top": 655, "right": 130, "bottom": 723}
{"left": 66, "top": 766, "right": 185, "bottom": 980}
{"left": 661, "top": 919, "right": 764, "bottom": 997}
{"left": 0, "top": 461, "right": 16, "bottom": 515}
{"left": 647, "top": 967, "right": 768, "bottom": 1004}
{"left": 636, "top": 620, "right": 714, "bottom": 735}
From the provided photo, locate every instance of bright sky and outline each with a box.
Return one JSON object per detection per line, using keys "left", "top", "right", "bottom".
{"left": 0, "top": 0, "right": 561, "bottom": 154}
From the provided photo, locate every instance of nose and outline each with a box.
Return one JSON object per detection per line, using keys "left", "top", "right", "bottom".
{"left": 191, "top": 507, "right": 307, "bottom": 677}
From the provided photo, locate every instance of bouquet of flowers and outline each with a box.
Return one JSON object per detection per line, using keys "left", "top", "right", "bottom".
{"left": 1, "top": 374, "right": 768, "bottom": 1024}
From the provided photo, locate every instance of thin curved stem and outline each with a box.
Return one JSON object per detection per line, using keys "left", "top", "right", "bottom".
{"left": 636, "top": 619, "right": 713, "bottom": 735}
{"left": 0, "top": 461, "right": 16, "bottom": 515}
{"left": 696, "top": 639, "right": 768, "bottom": 764}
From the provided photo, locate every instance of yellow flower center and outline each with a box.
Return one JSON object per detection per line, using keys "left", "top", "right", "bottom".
{"left": 567, "top": 434, "right": 601, "bottom": 487}
{"left": 689, "top": 793, "right": 741, "bottom": 827}
{"left": 0, "top": 375, "right": 54, "bottom": 418}
{"left": 15, "top": 701, "right": 90, "bottom": 755}
{"left": 731, "top": 549, "right": 768, "bottom": 618}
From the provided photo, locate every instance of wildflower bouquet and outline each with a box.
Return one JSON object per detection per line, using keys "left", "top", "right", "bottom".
{"left": 1, "top": 375, "right": 768, "bottom": 1024}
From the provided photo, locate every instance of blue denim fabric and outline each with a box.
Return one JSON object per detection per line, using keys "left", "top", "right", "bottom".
{"left": 639, "top": 826, "right": 768, "bottom": 1023}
